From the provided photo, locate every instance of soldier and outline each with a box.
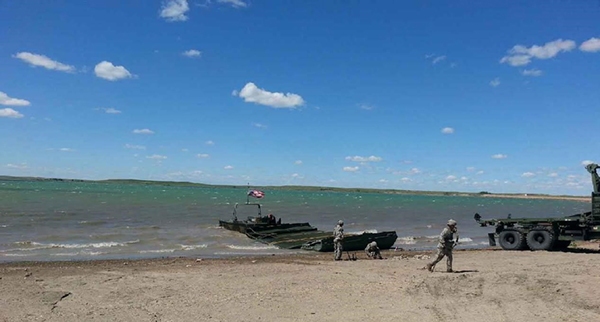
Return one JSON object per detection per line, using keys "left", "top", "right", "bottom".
{"left": 333, "top": 220, "right": 344, "bottom": 261}
{"left": 365, "top": 241, "right": 383, "bottom": 259}
{"left": 426, "top": 219, "right": 458, "bottom": 272}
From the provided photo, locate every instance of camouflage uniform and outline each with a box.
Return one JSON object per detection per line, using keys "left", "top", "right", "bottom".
{"left": 427, "top": 223, "right": 457, "bottom": 272}
{"left": 333, "top": 222, "right": 344, "bottom": 261}
{"left": 365, "top": 241, "right": 382, "bottom": 259}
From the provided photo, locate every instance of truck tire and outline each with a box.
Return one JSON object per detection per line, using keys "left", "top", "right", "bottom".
{"left": 498, "top": 230, "right": 527, "bottom": 250}
{"left": 526, "top": 228, "right": 555, "bottom": 251}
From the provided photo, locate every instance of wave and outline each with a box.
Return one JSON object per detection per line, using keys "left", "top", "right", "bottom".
{"left": 180, "top": 244, "right": 208, "bottom": 251}
{"left": 347, "top": 229, "right": 378, "bottom": 234}
{"left": 139, "top": 249, "right": 177, "bottom": 254}
{"left": 13, "top": 240, "right": 140, "bottom": 249}
{"left": 395, "top": 236, "right": 475, "bottom": 244}
{"left": 226, "top": 244, "right": 278, "bottom": 250}
{"left": 1, "top": 253, "right": 35, "bottom": 257}
{"left": 396, "top": 237, "right": 417, "bottom": 245}
{"left": 53, "top": 252, "right": 79, "bottom": 256}
{"left": 77, "top": 220, "right": 107, "bottom": 226}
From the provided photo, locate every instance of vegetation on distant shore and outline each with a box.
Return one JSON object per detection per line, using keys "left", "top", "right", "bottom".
{"left": 0, "top": 175, "right": 588, "bottom": 200}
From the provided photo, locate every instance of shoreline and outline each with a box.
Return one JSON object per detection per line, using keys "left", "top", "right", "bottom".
{"left": 0, "top": 176, "right": 590, "bottom": 202}
{"left": 2, "top": 241, "right": 598, "bottom": 267}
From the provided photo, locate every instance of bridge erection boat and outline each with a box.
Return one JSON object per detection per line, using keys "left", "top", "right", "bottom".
{"left": 218, "top": 190, "right": 398, "bottom": 252}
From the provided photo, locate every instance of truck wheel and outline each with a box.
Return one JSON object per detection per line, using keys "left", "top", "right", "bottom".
{"left": 498, "top": 230, "right": 527, "bottom": 250}
{"left": 526, "top": 228, "right": 555, "bottom": 251}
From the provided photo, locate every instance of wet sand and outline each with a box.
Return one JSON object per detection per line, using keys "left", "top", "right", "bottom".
{"left": 1, "top": 244, "right": 600, "bottom": 322}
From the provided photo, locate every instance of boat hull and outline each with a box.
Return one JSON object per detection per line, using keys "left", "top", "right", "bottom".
{"left": 301, "top": 231, "right": 398, "bottom": 252}
{"left": 218, "top": 220, "right": 314, "bottom": 234}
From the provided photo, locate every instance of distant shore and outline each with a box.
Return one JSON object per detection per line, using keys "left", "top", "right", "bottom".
{"left": 2, "top": 243, "right": 599, "bottom": 322}
{"left": 0, "top": 175, "right": 590, "bottom": 202}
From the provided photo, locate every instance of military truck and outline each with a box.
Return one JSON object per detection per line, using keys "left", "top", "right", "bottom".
{"left": 474, "top": 163, "right": 600, "bottom": 251}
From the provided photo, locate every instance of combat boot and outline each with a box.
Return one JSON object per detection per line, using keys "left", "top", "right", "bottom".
{"left": 426, "top": 263, "right": 434, "bottom": 272}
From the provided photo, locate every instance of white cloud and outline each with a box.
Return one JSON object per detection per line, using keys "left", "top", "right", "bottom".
{"left": 466, "top": 167, "right": 476, "bottom": 172}
{"left": 521, "top": 69, "right": 543, "bottom": 77}
{"left": 522, "top": 172, "right": 535, "bottom": 177}
{"left": 124, "top": 144, "right": 146, "bottom": 150}
{"left": 343, "top": 166, "right": 359, "bottom": 172}
{"left": 500, "top": 39, "right": 576, "bottom": 66}
{"left": 379, "top": 179, "right": 388, "bottom": 183}
{"left": 132, "top": 129, "right": 154, "bottom": 134}
{"left": 160, "top": 0, "right": 189, "bottom": 22}
{"left": 291, "top": 173, "right": 301, "bottom": 178}
{"left": 582, "top": 160, "right": 595, "bottom": 166}
{"left": 460, "top": 176, "right": 468, "bottom": 181}
{"left": 59, "top": 148, "right": 74, "bottom": 152}
{"left": 476, "top": 170, "right": 484, "bottom": 175}
{"left": 217, "top": 0, "right": 248, "bottom": 8}
{"left": 253, "top": 123, "right": 267, "bottom": 129}
{"left": 490, "top": 78, "right": 500, "bottom": 87}
{"left": 13, "top": 52, "right": 75, "bottom": 73}
{"left": 98, "top": 107, "right": 122, "bottom": 114}
{"left": 359, "top": 104, "right": 374, "bottom": 110}
{"left": 206, "top": 140, "right": 215, "bottom": 145}
{"left": 94, "top": 61, "right": 133, "bottom": 81}
{"left": 432, "top": 55, "right": 446, "bottom": 64}
{"left": 197, "top": 153, "right": 210, "bottom": 158}
{"left": 0, "top": 108, "right": 24, "bottom": 118}
{"left": 237, "top": 82, "right": 305, "bottom": 109}
{"left": 181, "top": 148, "right": 189, "bottom": 152}
{"left": 345, "top": 155, "right": 383, "bottom": 162}
{"left": 0, "top": 92, "right": 30, "bottom": 106}
{"left": 224, "top": 165, "right": 234, "bottom": 170}
{"left": 491, "top": 154, "right": 508, "bottom": 159}
{"left": 147, "top": 154, "right": 167, "bottom": 160}
{"left": 500, "top": 55, "right": 531, "bottom": 67}
{"left": 410, "top": 168, "right": 421, "bottom": 174}
{"left": 294, "top": 160, "right": 303, "bottom": 165}
{"left": 400, "top": 177, "right": 412, "bottom": 182}
{"left": 446, "top": 175, "right": 457, "bottom": 180}
{"left": 579, "top": 37, "right": 600, "bottom": 53}
{"left": 182, "top": 49, "right": 202, "bottom": 57}
{"left": 441, "top": 127, "right": 454, "bottom": 134}
{"left": 548, "top": 172, "right": 558, "bottom": 177}
{"left": 6, "top": 163, "right": 28, "bottom": 169}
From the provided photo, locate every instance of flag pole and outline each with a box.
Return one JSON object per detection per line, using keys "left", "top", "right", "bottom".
{"left": 246, "top": 182, "right": 250, "bottom": 204}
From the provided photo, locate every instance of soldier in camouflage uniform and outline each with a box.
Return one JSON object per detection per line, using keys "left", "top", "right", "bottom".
{"left": 426, "top": 219, "right": 458, "bottom": 272}
{"left": 333, "top": 220, "right": 344, "bottom": 261}
{"left": 365, "top": 241, "right": 383, "bottom": 259}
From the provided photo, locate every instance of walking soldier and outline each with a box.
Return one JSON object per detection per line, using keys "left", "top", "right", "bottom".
{"left": 426, "top": 219, "right": 458, "bottom": 272}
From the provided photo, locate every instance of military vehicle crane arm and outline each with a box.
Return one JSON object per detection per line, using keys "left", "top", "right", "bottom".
{"left": 586, "top": 163, "right": 600, "bottom": 194}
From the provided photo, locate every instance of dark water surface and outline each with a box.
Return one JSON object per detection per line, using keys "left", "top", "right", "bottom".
{"left": 0, "top": 180, "right": 590, "bottom": 261}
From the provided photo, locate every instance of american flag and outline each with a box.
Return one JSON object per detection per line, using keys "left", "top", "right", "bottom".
{"left": 247, "top": 190, "right": 265, "bottom": 199}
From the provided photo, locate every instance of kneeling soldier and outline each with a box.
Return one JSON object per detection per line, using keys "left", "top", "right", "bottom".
{"left": 365, "top": 241, "right": 383, "bottom": 259}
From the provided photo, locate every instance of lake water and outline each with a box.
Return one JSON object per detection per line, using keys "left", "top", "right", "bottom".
{"left": 0, "top": 180, "right": 590, "bottom": 261}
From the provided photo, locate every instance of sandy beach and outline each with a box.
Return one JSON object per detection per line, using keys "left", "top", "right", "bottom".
{"left": 2, "top": 243, "right": 600, "bottom": 322}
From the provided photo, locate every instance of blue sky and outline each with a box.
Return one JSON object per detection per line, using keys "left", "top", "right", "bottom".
{"left": 1, "top": 0, "right": 599, "bottom": 195}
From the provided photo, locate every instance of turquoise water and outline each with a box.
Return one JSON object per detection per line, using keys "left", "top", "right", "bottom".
{"left": 0, "top": 180, "right": 591, "bottom": 261}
